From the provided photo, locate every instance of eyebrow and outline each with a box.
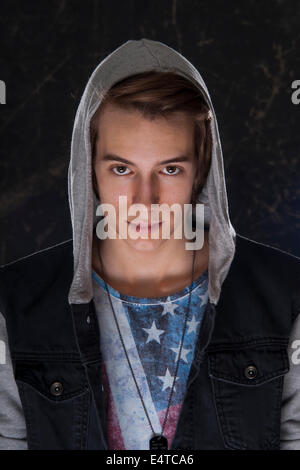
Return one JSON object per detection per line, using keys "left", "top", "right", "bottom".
{"left": 101, "top": 153, "right": 192, "bottom": 166}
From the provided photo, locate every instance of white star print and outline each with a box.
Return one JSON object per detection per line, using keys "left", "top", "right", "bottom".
{"left": 142, "top": 320, "right": 165, "bottom": 344}
{"left": 198, "top": 290, "right": 208, "bottom": 307}
{"left": 157, "top": 367, "right": 179, "bottom": 392}
{"left": 170, "top": 345, "right": 192, "bottom": 364}
{"left": 186, "top": 315, "right": 199, "bottom": 335}
{"left": 161, "top": 297, "right": 179, "bottom": 317}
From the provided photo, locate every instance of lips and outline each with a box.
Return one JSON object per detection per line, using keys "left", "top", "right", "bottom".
{"left": 128, "top": 221, "right": 162, "bottom": 232}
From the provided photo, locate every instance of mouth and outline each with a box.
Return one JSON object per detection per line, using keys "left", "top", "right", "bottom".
{"left": 127, "top": 220, "right": 162, "bottom": 233}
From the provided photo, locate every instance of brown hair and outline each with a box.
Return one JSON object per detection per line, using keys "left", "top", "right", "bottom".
{"left": 90, "top": 71, "right": 212, "bottom": 204}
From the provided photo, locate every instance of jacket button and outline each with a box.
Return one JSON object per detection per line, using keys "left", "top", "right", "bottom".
{"left": 50, "top": 381, "right": 64, "bottom": 396}
{"left": 244, "top": 365, "right": 257, "bottom": 379}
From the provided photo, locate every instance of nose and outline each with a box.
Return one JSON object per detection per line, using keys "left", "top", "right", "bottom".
{"left": 129, "top": 175, "right": 160, "bottom": 222}
{"left": 132, "top": 174, "right": 160, "bottom": 208}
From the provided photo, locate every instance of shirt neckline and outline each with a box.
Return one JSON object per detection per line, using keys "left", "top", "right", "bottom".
{"left": 92, "top": 268, "right": 208, "bottom": 305}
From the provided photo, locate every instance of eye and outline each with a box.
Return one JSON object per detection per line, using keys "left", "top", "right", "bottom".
{"left": 162, "top": 166, "right": 182, "bottom": 176}
{"left": 111, "top": 165, "right": 131, "bottom": 175}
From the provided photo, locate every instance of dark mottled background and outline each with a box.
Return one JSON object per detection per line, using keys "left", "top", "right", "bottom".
{"left": 0, "top": 0, "right": 299, "bottom": 264}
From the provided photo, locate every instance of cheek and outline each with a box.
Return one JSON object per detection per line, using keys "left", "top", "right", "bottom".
{"left": 161, "top": 180, "right": 193, "bottom": 204}
{"left": 96, "top": 173, "right": 132, "bottom": 206}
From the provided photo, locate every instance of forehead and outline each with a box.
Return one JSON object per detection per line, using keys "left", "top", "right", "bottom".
{"left": 95, "top": 102, "right": 195, "bottom": 159}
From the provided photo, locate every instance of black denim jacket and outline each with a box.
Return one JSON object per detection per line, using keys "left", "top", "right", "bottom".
{"left": 0, "top": 233, "right": 299, "bottom": 450}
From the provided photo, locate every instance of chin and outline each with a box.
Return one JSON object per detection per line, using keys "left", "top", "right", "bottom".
{"left": 125, "top": 237, "right": 166, "bottom": 252}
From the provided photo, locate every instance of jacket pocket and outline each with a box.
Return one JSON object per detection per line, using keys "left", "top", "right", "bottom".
{"left": 14, "top": 360, "right": 91, "bottom": 450}
{"left": 207, "top": 342, "right": 290, "bottom": 450}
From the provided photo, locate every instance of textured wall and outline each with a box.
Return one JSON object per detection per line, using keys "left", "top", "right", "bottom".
{"left": 0, "top": 0, "right": 299, "bottom": 264}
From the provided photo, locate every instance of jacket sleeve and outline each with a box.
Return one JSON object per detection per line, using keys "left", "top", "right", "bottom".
{"left": 0, "top": 311, "right": 28, "bottom": 450}
{"left": 280, "top": 311, "right": 300, "bottom": 450}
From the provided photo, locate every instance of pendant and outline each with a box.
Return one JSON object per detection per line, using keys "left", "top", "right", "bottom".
{"left": 149, "top": 433, "right": 168, "bottom": 450}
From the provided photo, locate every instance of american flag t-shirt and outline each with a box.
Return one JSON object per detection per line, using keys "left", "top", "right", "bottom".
{"left": 92, "top": 267, "right": 209, "bottom": 450}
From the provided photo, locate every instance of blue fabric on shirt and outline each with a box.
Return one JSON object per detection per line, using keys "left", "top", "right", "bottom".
{"left": 92, "top": 267, "right": 209, "bottom": 449}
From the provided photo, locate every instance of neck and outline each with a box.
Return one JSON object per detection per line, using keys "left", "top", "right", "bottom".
{"left": 92, "top": 229, "right": 209, "bottom": 296}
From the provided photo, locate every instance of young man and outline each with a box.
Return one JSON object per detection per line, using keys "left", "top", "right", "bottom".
{"left": 0, "top": 38, "right": 299, "bottom": 450}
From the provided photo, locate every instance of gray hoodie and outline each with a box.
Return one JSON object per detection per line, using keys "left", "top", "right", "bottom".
{"left": 0, "top": 38, "right": 299, "bottom": 449}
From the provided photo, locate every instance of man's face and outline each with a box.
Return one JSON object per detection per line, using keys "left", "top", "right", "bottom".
{"left": 93, "top": 102, "right": 198, "bottom": 251}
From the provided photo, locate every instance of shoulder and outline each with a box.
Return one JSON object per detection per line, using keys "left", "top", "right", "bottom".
{"left": 234, "top": 233, "right": 300, "bottom": 280}
{"left": 235, "top": 233, "right": 300, "bottom": 267}
{"left": 1, "top": 238, "right": 73, "bottom": 270}
{"left": 0, "top": 238, "right": 73, "bottom": 276}
{"left": 228, "top": 233, "right": 300, "bottom": 321}
{"left": 0, "top": 239, "right": 73, "bottom": 316}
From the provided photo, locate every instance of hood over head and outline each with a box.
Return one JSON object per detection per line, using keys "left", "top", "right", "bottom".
{"left": 67, "top": 38, "right": 236, "bottom": 306}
